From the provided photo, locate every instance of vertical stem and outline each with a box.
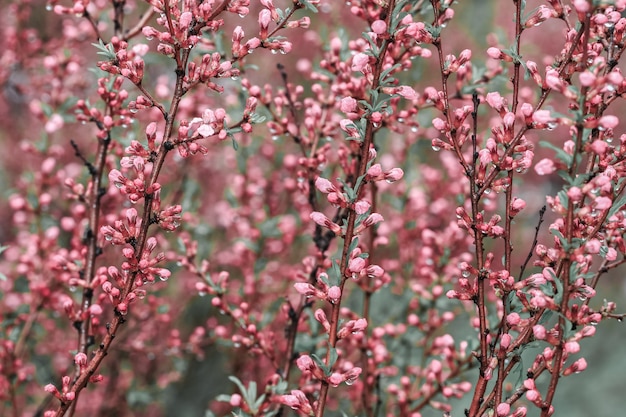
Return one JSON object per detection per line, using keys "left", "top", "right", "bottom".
{"left": 314, "top": 2, "right": 395, "bottom": 416}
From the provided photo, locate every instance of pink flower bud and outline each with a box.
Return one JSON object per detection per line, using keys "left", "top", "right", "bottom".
{"left": 371, "top": 19, "right": 387, "bottom": 34}
{"left": 496, "top": 403, "right": 511, "bottom": 416}
{"left": 354, "top": 200, "right": 371, "bottom": 214}
{"left": 348, "top": 257, "right": 366, "bottom": 274}
{"left": 506, "top": 312, "right": 521, "bottom": 326}
{"left": 534, "top": 158, "right": 556, "bottom": 175}
{"left": 74, "top": 352, "right": 88, "bottom": 367}
{"left": 327, "top": 286, "right": 341, "bottom": 303}
{"left": 351, "top": 52, "right": 370, "bottom": 72}
{"left": 384, "top": 168, "right": 404, "bottom": 183}
{"left": 328, "top": 372, "right": 343, "bottom": 387}
{"left": 594, "top": 196, "right": 612, "bottom": 210}
{"left": 599, "top": 115, "right": 619, "bottom": 129}
{"left": 340, "top": 96, "right": 358, "bottom": 113}
{"left": 532, "top": 325, "right": 546, "bottom": 340}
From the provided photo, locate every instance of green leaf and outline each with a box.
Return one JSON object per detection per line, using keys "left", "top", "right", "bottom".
{"left": 328, "top": 345, "right": 338, "bottom": 368}
{"left": 607, "top": 188, "right": 626, "bottom": 219}
{"left": 348, "top": 237, "right": 360, "bottom": 257}
{"left": 310, "top": 353, "right": 331, "bottom": 376}
{"left": 539, "top": 140, "right": 572, "bottom": 166}
{"left": 92, "top": 39, "right": 116, "bottom": 60}
{"left": 216, "top": 394, "right": 233, "bottom": 402}
{"left": 228, "top": 376, "right": 249, "bottom": 401}
{"left": 299, "top": 0, "right": 319, "bottom": 13}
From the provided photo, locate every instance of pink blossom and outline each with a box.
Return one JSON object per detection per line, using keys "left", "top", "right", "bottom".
{"left": 532, "top": 110, "right": 554, "bottom": 124}
{"left": 567, "top": 186, "right": 583, "bottom": 202}
{"left": 534, "top": 158, "right": 556, "bottom": 175}
{"left": 487, "top": 47, "right": 502, "bottom": 59}
{"left": 395, "top": 86, "right": 418, "bottom": 100}
{"left": 507, "top": 312, "right": 521, "bottom": 326}
{"left": 328, "top": 373, "right": 344, "bottom": 387}
{"left": 564, "top": 341, "right": 580, "bottom": 354}
{"left": 371, "top": 19, "right": 387, "bottom": 34}
{"left": 572, "top": 0, "right": 590, "bottom": 13}
{"left": 599, "top": 115, "right": 619, "bottom": 129}
{"left": 315, "top": 177, "right": 336, "bottom": 193}
{"left": 340, "top": 96, "right": 358, "bottom": 113}
{"left": 351, "top": 52, "right": 370, "bottom": 72}
{"left": 496, "top": 403, "right": 511, "bottom": 416}
{"left": 354, "top": 200, "right": 371, "bottom": 214}
{"left": 594, "top": 196, "right": 612, "bottom": 210}
{"left": 532, "top": 325, "right": 546, "bottom": 340}
{"left": 327, "top": 286, "right": 341, "bottom": 302}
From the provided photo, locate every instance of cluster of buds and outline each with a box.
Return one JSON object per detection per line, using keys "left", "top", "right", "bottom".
{"left": 186, "top": 53, "right": 240, "bottom": 92}
{"left": 107, "top": 159, "right": 158, "bottom": 204}
{"left": 100, "top": 208, "right": 142, "bottom": 245}
{"left": 345, "top": 247, "right": 384, "bottom": 281}
{"left": 74, "top": 77, "right": 133, "bottom": 137}
{"left": 296, "top": 355, "right": 362, "bottom": 387}
{"left": 121, "top": 237, "right": 171, "bottom": 286}
{"left": 294, "top": 273, "right": 341, "bottom": 304}
{"left": 97, "top": 37, "right": 145, "bottom": 85}
{"left": 231, "top": 26, "right": 261, "bottom": 59}
{"left": 277, "top": 390, "right": 314, "bottom": 415}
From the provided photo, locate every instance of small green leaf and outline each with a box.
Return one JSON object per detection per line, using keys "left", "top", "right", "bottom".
{"left": 328, "top": 346, "right": 338, "bottom": 368}
{"left": 310, "top": 353, "right": 331, "bottom": 376}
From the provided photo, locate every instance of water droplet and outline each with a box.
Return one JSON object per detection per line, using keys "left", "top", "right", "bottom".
{"left": 606, "top": 137, "right": 614, "bottom": 143}
{"left": 515, "top": 167, "right": 523, "bottom": 173}
{"left": 146, "top": 36, "right": 153, "bottom": 41}
{"left": 547, "top": 122, "right": 557, "bottom": 130}
{"left": 385, "top": 179, "right": 396, "bottom": 184}
{"left": 159, "top": 275, "right": 168, "bottom": 282}
{"left": 238, "top": 13, "right": 245, "bottom": 18}
{"left": 198, "top": 291, "right": 207, "bottom": 297}
{"left": 280, "top": 49, "right": 287, "bottom": 55}
{"left": 432, "top": 145, "right": 441, "bottom": 152}
{"left": 271, "top": 49, "right": 278, "bottom": 55}
{"left": 372, "top": 122, "right": 379, "bottom": 128}
{"left": 617, "top": 317, "right": 623, "bottom": 322}
{"left": 80, "top": 120, "right": 86, "bottom": 125}
{"left": 411, "top": 126, "right": 418, "bottom": 133}
{"left": 484, "top": 188, "right": 492, "bottom": 195}
{"left": 271, "top": 135, "right": 279, "bottom": 141}
{"left": 397, "top": 117, "right": 404, "bottom": 123}
{"left": 462, "top": 270, "right": 470, "bottom": 278}
{"left": 69, "top": 285, "right": 77, "bottom": 292}
{"left": 231, "top": 75, "right": 239, "bottom": 81}
{"left": 345, "top": 378, "right": 356, "bottom": 385}
{"left": 46, "top": 4, "right": 52, "bottom": 11}
{"left": 233, "top": 342, "right": 241, "bottom": 347}
{"left": 605, "top": 22, "right": 615, "bottom": 29}
{"left": 105, "top": 235, "right": 113, "bottom": 241}
{"left": 129, "top": 108, "right": 138, "bottom": 114}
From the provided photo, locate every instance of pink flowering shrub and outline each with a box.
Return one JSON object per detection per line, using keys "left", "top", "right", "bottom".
{"left": 1, "top": 0, "right": 626, "bottom": 416}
